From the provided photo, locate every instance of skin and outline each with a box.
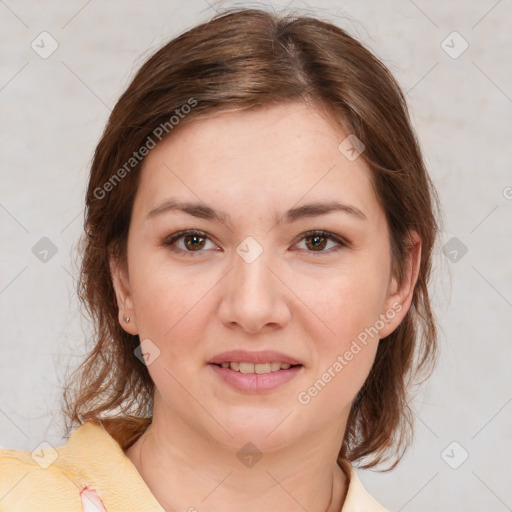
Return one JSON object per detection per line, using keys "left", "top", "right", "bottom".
{"left": 110, "top": 101, "right": 421, "bottom": 512}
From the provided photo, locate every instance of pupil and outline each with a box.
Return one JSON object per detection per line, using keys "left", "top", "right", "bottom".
{"left": 186, "top": 235, "right": 204, "bottom": 250}
{"left": 309, "top": 235, "right": 326, "bottom": 250}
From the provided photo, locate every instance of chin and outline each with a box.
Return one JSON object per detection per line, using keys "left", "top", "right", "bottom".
{"left": 209, "top": 406, "right": 304, "bottom": 453}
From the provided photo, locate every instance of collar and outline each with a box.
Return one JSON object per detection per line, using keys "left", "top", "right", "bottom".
{"left": 63, "top": 421, "right": 387, "bottom": 511}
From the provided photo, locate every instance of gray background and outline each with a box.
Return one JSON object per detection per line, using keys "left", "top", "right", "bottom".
{"left": 1, "top": 1, "right": 511, "bottom": 510}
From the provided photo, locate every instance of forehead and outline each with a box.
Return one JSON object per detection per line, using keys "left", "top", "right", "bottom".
{"left": 133, "top": 102, "right": 380, "bottom": 222}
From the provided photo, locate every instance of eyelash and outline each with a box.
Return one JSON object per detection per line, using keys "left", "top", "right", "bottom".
{"left": 162, "top": 229, "right": 349, "bottom": 257}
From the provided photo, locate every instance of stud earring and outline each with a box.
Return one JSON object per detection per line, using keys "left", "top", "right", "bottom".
{"left": 124, "top": 316, "right": 130, "bottom": 324}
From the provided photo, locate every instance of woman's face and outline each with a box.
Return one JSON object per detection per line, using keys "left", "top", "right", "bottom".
{"left": 112, "top": 102, "right": 417, "bottom": 452}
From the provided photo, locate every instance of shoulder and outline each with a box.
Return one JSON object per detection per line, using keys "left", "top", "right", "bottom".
{"left": 0, "top": 422, "right": 113, "bottom": 511}
{"left": 0, "top": 444, "right": 86, "bottom": 511}
{"left": 339, "top": 459, "right": 390, "bottom": 512}
{"left": 0, "top": 419, "right": 161, "bottom": 512}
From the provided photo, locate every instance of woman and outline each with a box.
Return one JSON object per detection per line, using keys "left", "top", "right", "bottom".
{"left": 0, "top": 7, "right": 439, "bottom": 511}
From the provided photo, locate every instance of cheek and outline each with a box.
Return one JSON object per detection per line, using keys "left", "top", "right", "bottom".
{"left": 128, "top": 258, "right": 218, "bottom": 404}
{"left": 294, "top": 282, "right": 382, "bottom": 415}
{"left": 298, "top": 258, "right": 389, "bottom": 345}
{"left": 128, "top": 245, "right": 218, "bottom": 352}
{"left": 292, "top": 260, "right": 388, "bottom": 402}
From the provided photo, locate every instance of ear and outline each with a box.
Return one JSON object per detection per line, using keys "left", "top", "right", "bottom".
{"left": 378, "top": 231, "right": 422, "bottom": 339}
{"left": 109, "top": 253, "right": 139, "bottom": 335}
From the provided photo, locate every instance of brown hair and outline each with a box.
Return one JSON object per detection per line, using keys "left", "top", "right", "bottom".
{"left": 62, "top": 6, "right": 440, "bottom": 469}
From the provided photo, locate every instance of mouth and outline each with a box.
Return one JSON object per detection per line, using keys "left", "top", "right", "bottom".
{"left": 210, "top": 361, "right": 303, "bottom": 374}
{"left": 207, "top": 350, "right": 304, "bottom": 392}
{"left": 208, "top": 359, "right": 304, "bottom": 392}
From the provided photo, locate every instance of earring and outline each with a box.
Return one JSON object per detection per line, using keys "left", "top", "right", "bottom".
{"left": 124, "top": 316, "right": 130, "bottom": 324}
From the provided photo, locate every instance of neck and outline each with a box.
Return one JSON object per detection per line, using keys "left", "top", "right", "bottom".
{"left": 124, "top": 412, "right": 349, "bottom": 512}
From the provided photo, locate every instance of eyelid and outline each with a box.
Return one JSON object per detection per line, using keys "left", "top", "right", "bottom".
{"left": 162, "top": 229, "right": 351, "bottom": 256}
{"left": 162, "top": 229, "right": 218, "bottom": 256}
{"left": 293, "top": 229, "right": 351, "bottom": 251}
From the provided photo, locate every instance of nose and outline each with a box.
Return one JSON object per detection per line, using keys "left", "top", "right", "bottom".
{"left": 218, "top": 243, "right": 291, "bottom": 334}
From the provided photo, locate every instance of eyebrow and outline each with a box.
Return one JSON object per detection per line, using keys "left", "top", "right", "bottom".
{"left": 146, "top": 198, "right": 367, "bottom": 224}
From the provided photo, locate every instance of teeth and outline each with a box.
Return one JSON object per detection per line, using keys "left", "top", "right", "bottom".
{"left": 217, "top": 362, "right": 295, "bottom": 373}
{"left": 239, "top": 362, "right": 255, "bottom": 374}
{"left": 255, "top": 363, "right": 271, "bottom": 374}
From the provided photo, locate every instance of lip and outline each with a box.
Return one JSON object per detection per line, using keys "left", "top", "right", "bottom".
{"left": 208, "top": 363, "right": 303, "bottom": 392}
{"left": 208, "top": 349, "right": 302, "bottom": 366}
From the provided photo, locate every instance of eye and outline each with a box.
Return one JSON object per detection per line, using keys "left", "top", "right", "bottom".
{"left": 163, "top": 229, "right": 217, "bottom": 256}
{"left": 294, "top": 230, "right": 348, "bottom": 255}
{"left": 163, "top": 229, "right": 348, "bottom": 257}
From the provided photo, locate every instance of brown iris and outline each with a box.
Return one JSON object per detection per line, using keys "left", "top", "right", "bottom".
{"left": 184, "top": 234, "right": 207, "bottom": 251}
{"left": 305, "top": 234, "right": 327, "bottom": 251}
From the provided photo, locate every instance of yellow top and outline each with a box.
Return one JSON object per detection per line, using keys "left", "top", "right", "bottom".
{"left": 0, "top": 421, "right": 388, "bottom": 511}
